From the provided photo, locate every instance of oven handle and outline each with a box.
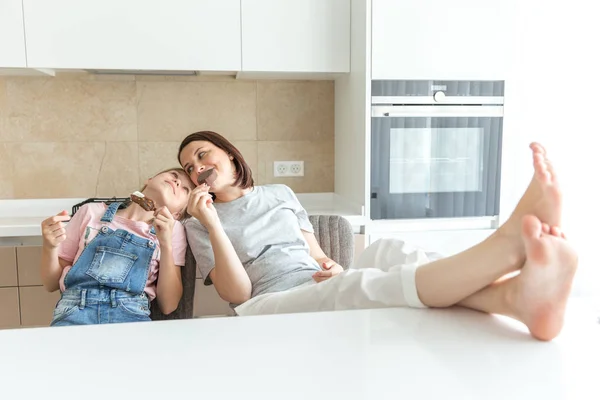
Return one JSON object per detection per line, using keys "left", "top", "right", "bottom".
{"left": 371, "top": 105, "right": 504, "bottom": 118}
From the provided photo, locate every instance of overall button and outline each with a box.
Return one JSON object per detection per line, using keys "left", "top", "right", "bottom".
{"left": 101, "top": 226, "right": 109, "bottom": 233}
{"left": 148, "top": 240, "right": 155, "bottom": 248}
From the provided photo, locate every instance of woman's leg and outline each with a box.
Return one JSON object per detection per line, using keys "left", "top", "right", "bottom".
{"left": 457, "top": 215, "right": 577, "bottom": 341}
{"left": 350, "top": 142, "right": 561, "bottom": 308}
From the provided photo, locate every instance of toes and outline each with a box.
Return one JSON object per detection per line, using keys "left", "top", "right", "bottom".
{"left": 542, "top": 223, "right": 550, "bottom": 234}
{"left": 522, "top": 215, "right": 546, "bottom": 263}
{"left": 522, "top": 215, "right": 542, "bottom": 239}
{"left": 550, "top": 226, "right": 562, "bottom": 237}
{"left": 545, "top": 160, "right": 558, "bottom": 183}
{"left": 530, "top": 142, "right": 547, "bottom": 156}
{"left": 533, "top": 155, "right": 551, "bottom": 183}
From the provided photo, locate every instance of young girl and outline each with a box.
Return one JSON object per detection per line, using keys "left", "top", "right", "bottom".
{"left": 40, "top": 168, "right": 194, "bottom": 326}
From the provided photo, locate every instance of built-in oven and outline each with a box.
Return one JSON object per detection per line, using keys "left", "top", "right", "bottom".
{"left": 370, "top": 80, "right": 504, "bottom": 222}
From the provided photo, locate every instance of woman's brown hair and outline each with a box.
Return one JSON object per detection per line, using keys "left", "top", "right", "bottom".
{"left": 177, "top": 131, "right": 254, "bottom": 189}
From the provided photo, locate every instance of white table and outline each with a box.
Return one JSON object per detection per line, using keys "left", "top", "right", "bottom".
{"left": 1, "top": 300, "right": 598, "bottom": 400}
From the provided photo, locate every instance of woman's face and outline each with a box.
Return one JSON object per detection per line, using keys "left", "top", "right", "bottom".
{"left": 179, "top": 140, "right": 235, "bottom": 191}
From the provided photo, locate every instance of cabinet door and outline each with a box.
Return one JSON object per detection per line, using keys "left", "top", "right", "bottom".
{"left": 19, "top": 286, "right": 60, "bottom": 327}
{"left": 241, "top": 0, "right": 350, "bottom": 73}
{"left": 368, "top": 229, "right": 495, "bottom": 258}
{"left": 0, "top": 247, "right": 18, "bottom": 287}
{"left": 16, "top": 246, "right": 42, "bottom": 286}
{"left": 23, "top": 0, "right": 241, "bottom": 71}
{"left": 372, "top": 0, "right": 515, "bottom": 80}
{"left": 0, "top": 0, "right": 27, "bottom": 67}
{"left": 0, "top": 288, "right": 20, "bottom": 329}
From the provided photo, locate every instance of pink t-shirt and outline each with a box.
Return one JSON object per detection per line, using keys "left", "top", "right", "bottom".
{"left": 57, "top": 203, "right": 187, "bottom": 300}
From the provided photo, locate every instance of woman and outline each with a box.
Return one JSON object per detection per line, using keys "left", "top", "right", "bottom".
{"left": 179, "top": 131, "right": 577, "bottom": 341}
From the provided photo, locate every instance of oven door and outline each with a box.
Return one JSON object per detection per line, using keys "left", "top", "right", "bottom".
{"left": 370, "top": 105, "right": 503, "bottom": 220}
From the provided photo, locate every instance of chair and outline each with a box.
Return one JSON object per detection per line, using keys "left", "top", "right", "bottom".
{"left": 150, "top": 244, "right": 197, "bottom": 321}
{"left": 307, "top": 214, "right": 354, "bottom": 269}
{"left": 151, "top": 214, "right": 355, "bottom": 320}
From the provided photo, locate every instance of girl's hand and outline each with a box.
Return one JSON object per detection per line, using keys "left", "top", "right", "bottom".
{"left": 41, "top": 211, "right": 71, "bottom": 249}
{"left": 153, "top": 206, "right": 176, "bottom": 246}
{"left": 187, "top": 184, "right": 221, "bottom": 231}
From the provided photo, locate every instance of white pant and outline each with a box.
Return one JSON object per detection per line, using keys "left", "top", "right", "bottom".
{"left": 233, "top": 239, "right": 443, "bottom": 316}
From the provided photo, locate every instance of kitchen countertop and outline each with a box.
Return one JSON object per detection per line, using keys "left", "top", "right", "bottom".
{"left": 0, "top": 193, "right": 366, "bottom": 237}
{"left": 0, "top": 299, "right": 598, "bottom": 399}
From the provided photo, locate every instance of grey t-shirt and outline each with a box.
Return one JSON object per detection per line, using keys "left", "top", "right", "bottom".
{"left": 184, "top": 184, "right": 321, "bottom": 305}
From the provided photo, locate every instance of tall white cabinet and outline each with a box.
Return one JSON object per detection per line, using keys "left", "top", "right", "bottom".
{"left": 371, "top": 0, "right": 515, "bottom": 80}
{"left": 22, "top": 0, "right": 242, "bottom": 71}
{"left": 0, "top": 0, "right": 27, "bottom": 68}
{"left": 241, "top": 0, "right": 350, "bottom": 73}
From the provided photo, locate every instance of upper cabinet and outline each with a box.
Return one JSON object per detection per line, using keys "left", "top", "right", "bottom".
{"left": 0, "top": 0, "right": 27, "bottom": 68}
{"left": 22, "top": 0, "right": 241, "bottom": 71}
{"left": 241, "top": 0, "right": 350, "bottom": 74}
{"left": 372, "top": 0, "right": 516, "bottom": 80}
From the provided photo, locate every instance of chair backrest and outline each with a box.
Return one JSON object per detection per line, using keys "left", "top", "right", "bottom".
{"left": 308, "top": 215, "right": 354, "bottom": 269}
{"left": 151, "top": 214, "right": 354, "bottom": 320}
{"left": 150, "top": 244, "right": 197, "bottom": 320}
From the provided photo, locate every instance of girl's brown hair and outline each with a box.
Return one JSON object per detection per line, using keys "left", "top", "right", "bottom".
{"left": 178, "top": 131, "right": 254, "bottom": 189}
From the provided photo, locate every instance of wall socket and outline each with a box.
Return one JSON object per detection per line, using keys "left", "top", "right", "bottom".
{"left": 273, "top": 161, "right": 304, "bottom": 177}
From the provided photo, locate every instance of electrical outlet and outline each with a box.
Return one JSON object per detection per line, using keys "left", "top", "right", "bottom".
{"left": 275, "top": 162, "right": 288, "bottom": 176}
{"left": 274, "top": 161, "right": 304, "bottom": 177}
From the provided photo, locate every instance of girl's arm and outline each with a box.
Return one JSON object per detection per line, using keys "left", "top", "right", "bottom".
{"left": 40, "top": 210, "right": 73, "bottom": 292}
{"left": 155, "top": 244, "right": 183, "bottom": 314}
{"left": 153, "top": 207, "right": 184, "bottom": 314}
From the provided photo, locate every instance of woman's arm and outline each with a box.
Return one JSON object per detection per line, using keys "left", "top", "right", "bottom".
{"left": 187, "top": 187, "right": 252, "bottom": 304}
{"left": 302, "top": 230, "right": 344, "bottom": 282}
{"left": 207, "top": 224, "right": 252, "bottom": 304}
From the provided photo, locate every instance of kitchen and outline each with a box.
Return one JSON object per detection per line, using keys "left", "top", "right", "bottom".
{"left": 0, "top": 0, "right": 599, "bottom": 398}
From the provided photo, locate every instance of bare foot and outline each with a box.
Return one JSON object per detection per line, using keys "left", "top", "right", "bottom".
{"left": 509, "top": 215, "right": 578, "bottom": 341}
{"left": 500, "top": 142, "right": 562, "bottom": 239}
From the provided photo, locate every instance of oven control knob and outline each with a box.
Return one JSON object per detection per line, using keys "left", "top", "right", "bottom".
{"left": 433, "top": 91, "right": 446, "bottom": 102}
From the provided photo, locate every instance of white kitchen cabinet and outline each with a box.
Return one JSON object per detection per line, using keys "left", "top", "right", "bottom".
{"left": 371, "top": 0, "right": 516, "bottom": 80}
{"left": 368, "top": 229, "right": 495, "bottom": 258}
{"left": 241, "top": 0, "right": 350, "bottom": 73}
{"left": 22, "top": 0, "right": 241, "bottom": 71}
{"left": 0, "top": 0, "right": 27, "bottom": 68}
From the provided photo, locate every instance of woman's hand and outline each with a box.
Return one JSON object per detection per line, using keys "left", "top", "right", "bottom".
{"left": 153, "top": 206, "right": 176, "bottom": 246}
{"left": 313, "top": 258, "right": 344, "bottom": 283}
{"left": 187, "top": 184, "right": 221, "bottom": 231}
{"left": 41, "top": 211, "right": 71, "bottom": 249}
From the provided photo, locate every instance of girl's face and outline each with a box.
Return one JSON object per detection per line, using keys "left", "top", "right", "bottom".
{"left": 179, "top": 140, "right": 236, "bottom": 191}
{"left": 145, "top": 169, "right": 194, "bottom": 219}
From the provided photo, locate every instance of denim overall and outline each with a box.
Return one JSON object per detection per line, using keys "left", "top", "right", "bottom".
{"left": 51, "top": 202, "right": 156, "bottom": 326}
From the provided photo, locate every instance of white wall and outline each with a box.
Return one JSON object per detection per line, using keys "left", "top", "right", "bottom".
{"left": 506, "top": 1, "right": 598, "bottom": 298}
{"left": 335, "top": 0, "right": 371, "bottom": 212}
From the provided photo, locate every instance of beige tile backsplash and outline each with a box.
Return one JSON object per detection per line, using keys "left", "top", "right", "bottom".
{"left": 0, "top": 75, "right": 335, "bottom": 199}
{"left": 257, "top": 81, "right": 334, "bottom": 141}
